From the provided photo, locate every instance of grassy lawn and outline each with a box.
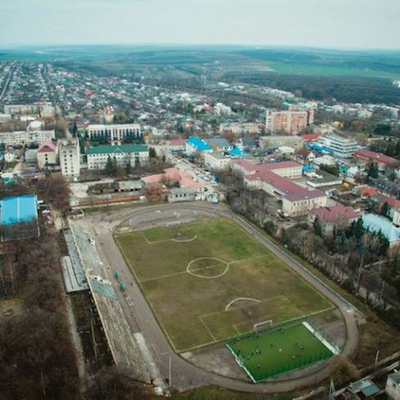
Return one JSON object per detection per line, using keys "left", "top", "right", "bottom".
{"left": 269, "top": 61, "right": 400, "bottom": 79}
{"left": 115, "top": 218, "right": 332, "bottom": 352}
{"left": 227, "top": 323, "right": 333, "bottom": 381}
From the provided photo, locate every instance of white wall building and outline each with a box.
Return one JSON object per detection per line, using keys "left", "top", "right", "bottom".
{"left": 204, "top": 152, "right": 231, "bottom": 171}
{"left": 59, "top": 139, "right": 80, "bottom": 178}
{"left": 37, "top": 141, "right": 58, "bottom": 169}
{"left": 318, "top": 134, "right": 358, "bottom": 158}
{"left": 0, "top": 130, "right": 55, "bottom": 146}
{"left": 88, "top": 123, "right": 141, "bottom": 142}
{"left": 86, "top": 144, "right": 149, "bottom": 170}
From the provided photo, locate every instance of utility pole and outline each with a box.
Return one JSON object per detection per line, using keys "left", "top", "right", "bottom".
{"left": 169, "top": 355, "right": 172, "bottom": 388}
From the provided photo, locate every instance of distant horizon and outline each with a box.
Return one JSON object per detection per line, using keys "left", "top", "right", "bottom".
{"left": 2, "top": 43, "right": 400, "bottom": 53}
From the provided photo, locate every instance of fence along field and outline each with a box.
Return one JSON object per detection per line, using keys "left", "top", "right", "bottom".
{"left": 115, "top": 217, "right": 333, "bottom": 352}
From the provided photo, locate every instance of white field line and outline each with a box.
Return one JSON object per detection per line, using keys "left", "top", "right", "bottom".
{"left": 225, "top": 297, "right": 262, "bottom": 311}
{"left": 187, "top": 257, "right": 230, "bottom": 279}
{"left": 199, "top": 316, "right": 217, "bottom": 342}
{"left": 139, "top": 254, "right": 270, "bottom": 283}
{"left": 139, "top": 262, "right": 222, "bottom": 283}
{"left": 201, "top": 295, "right": 289, "bottom": 320}
{"left": 140, "top": 231, "right": 197, "bottom": 245}
{"left": 302, "top": 321, "right": 340, "bottom": 355}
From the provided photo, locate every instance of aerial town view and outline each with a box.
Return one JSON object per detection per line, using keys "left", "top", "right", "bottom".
{"left": 2, "top": 1, "right": 400, "bottom": 399}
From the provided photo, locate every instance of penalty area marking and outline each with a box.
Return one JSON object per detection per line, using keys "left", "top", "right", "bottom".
{"left": 187, "top": 257, "right": 229, "bottom": 279}
{"left": 225, "top": 297, "right": 262, "bottom": 311}
{"left": 140, "top": 231, "right": 197, "bottom": 245}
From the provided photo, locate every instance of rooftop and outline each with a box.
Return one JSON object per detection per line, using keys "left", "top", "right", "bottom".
{"left": 362, "top": 213, "right": 400, "bottom": 243}
{"left": 355, "top": 149, "right": 400, "bottom": 166}
{"left": 0, "top": 195, "right": 38, "bottom": 226}
{"left": 311, "top": 205, "right": 360, "bottom": 223}
{"left": 186, "top": 136, "right": 212, "bottom": 151}
{"left": 38, "top": 141, "right": 57, "bottom": 153}
{"left": 86, "top": 144, "right": 148, "bottom": 155}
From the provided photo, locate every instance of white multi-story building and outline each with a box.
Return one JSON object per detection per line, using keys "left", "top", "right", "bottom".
{"left": 0, "top": 130, "right": 55, "bottom": 146}
{"left": 86, "top": 144, "right": 149, "bottom": 170}
{"left": 88, "top": 123, "right": 141, "bottom": 142}
{"left": 318, "top": 133, "right": 358, "bottom": 158}
{"left": 219, "top": 123, "right": 260, "bottom": 136}
{"left": 59, "top": 139, "right": 80, "bottom": 178}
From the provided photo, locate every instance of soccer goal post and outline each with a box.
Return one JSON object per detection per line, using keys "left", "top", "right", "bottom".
{"left": 253, "top": 320, "right": 273, "bottom": 332}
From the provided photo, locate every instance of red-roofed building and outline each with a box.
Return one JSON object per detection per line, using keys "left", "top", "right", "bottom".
{"left": 166, "top": 139, "right": 186, "bottom": 151}
{"left": 355, "top": 149, "right": 400, "bottom": 170}
{"left": 310, "top": 205, "right": 360, "bottom": 235}
{"left": 360, "top": 186, "right": 379, "bottom": 198}
{"left": 233, "top": 159, "right": 326, "bottom": 216}
{"left": 37, "top": 141, "right": 58, "bottom": 169}
{"left": 303, "top": 133, "right": 320, "bottom": 142}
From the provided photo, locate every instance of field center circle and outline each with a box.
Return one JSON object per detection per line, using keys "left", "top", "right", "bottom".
{"left": 186, "top": 257, "right": 229, "bottom": 279}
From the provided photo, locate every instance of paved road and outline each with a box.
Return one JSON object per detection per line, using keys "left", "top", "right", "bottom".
{"left": 85, "top": 202, "right": 360, "bottom": 393}
{"left": 0, "top": 64, "right": 14, "bottom": 101}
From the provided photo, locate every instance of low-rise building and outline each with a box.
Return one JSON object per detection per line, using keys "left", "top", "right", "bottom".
{"left": 167, "top": 188, "right": 198, "bottom": 203}
{"left": 37, "top": 141, "right": 58, "bottom": 169}
{"left": 362, "top": 213, "right": 400, "bottom": 248}
{"left": 232, "top": 159, "right": 326, "bottom": 216}
{"left": 185, "top": 136, "right": 213, "bottom": 156}
{"left": 355, "top": 149, "right": 400, "bottom": 170}
{"left": 259, "top": 135, "right": 304, "bottom": 150}
{"left": 86, "top": 144, "right": 149, "bottom": 170}
{"left": 204, "top": 152, "right": 231, "bottom": 171}
{"left": 309, "top": 205, "right": 360, "bottom": 235}
{"left": 386, "top": 371, "right": 400, "bottom": 400}
{"left": 206, "top": 137, "right": 233, "bottom": 153}
{"left": 88, "top": 123, "right": 142, "bottom": 143}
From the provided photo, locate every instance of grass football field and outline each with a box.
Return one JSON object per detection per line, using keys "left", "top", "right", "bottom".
{"left": 227, "top": 323, "right": 333, "bottom": 381}
{"left": 115, "top": 217, "right": 333, "bottom": 352}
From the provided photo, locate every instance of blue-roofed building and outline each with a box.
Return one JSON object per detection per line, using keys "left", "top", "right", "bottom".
{"left": 362, "top": 213, "right": 400, "bottom": 247}
{"left": 185, "top": 136, "right": 213, "bottom": 156}
{"left": 229, "top": 147, "right": 247, "bottom": 157}
{"left": 0, "top": 195, "right": 39, "bottom": 241}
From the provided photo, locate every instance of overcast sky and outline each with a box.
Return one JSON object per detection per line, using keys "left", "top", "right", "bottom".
{"left": 1, "top": 0, "right": 400, "bottom": 49}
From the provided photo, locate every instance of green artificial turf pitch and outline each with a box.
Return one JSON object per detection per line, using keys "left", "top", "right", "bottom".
{"left": 115, "top": 217, "right": 333, "bottom": 352}
{"left": 227, "top": 323, "right": 333, "bottom": 382}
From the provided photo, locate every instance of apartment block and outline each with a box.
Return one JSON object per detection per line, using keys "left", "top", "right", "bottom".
{"left": 265, "top": 109, "right": 314, "bottom": 135}
{"left": 59, "top": 139, "right": 80, "bottom": 178}
{"left": 0, "top": 130, "right": 55, "bottom": 146}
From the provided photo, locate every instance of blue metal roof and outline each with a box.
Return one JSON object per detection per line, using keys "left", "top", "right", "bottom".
{"left": 186, "top": 136, "right": 212, "bottom": 151}
{"left": 229, "top": 147, "right": 247, "bottom": 156}
{"left": 0, "top": 195, "right": 38, "bottom": 225}
{"left": 362, "top": 213, "right": 400, "bottom": 243}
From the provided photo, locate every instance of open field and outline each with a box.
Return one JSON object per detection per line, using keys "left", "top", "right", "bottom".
{"left": 115, "top": 217, "right": 333, "bottom": 352}
{"left": 227, "top": 323, "right": 333, "bottom": 382}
